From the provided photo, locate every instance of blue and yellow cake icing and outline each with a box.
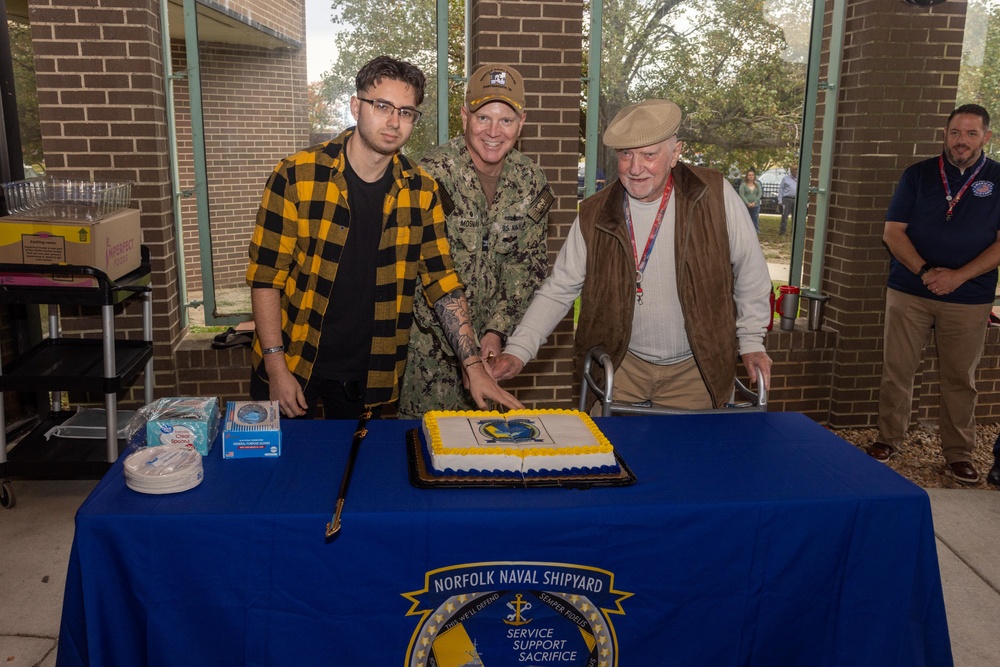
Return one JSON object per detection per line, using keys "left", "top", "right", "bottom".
{"left": 422, "top": 409, "right": 618, "bottom": 477}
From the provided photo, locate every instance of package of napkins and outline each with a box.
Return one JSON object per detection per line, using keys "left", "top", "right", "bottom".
{"left": 144, "top": 397, "right": 221, "bottom": 456}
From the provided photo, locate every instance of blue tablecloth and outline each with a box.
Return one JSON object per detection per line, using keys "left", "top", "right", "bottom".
{"left": 56, "top": 412, "right": 952, "bottom": 666}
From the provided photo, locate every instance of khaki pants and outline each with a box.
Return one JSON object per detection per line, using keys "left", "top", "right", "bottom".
{"left": 606, "top": 351, "right": 713, "bottom": 412}
{"left": 877, "top": 288, "right": 992, "bottom": 464}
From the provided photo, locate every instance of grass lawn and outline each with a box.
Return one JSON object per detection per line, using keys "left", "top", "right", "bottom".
{"left": 757, "top": 213, "right": 791, "bottom": 266}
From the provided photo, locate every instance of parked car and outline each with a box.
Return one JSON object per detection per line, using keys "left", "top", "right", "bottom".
{"left": 756, "top": 168, "right": 788, "bottom": 214}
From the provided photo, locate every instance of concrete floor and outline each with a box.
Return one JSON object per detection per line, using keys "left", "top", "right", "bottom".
{"left": 0, "top": 480, "right": 96, "bottom": 667}
{"left": 1, "top": 480, "right": 998, "bottom": 666}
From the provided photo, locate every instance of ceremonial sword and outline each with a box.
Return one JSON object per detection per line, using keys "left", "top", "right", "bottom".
{"left": 325, "top": 408, "right": 372, "bottom": 542}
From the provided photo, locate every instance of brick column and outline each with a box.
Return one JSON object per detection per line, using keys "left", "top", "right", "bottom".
{"left": 813, "top": 0, "right": 969, "bottom": 427}
{"left": 28, "top": 0, "right": 180, "bottom": 397}
{"left": 472, "top": 0, "right": 583, "bottom": 408}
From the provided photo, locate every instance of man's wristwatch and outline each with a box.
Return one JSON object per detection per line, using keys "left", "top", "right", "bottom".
{"left": 918, "top": 263, "right": 933, "bottom": 277}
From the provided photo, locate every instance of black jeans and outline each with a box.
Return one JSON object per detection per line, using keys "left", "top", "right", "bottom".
{"left": 249, "top": 368, "right": 377, "bottom": 420}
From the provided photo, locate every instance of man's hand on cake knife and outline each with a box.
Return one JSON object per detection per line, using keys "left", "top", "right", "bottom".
{"left": 479, "top": 333, "right": 503, "bottom": 366}
{"left": 433, "top": 289, "right": 522, "bottom": 411}
{"left": 491, "top": 353, "right": 525, "bottom": 382}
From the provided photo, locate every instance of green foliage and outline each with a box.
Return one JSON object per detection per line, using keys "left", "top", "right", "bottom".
{"left": 7, "top": 19, "right": 43, "bottom": 167}
{"left": 957, "top": 0, "right": 1000, "bottom": 160}
{"left": 590, "top": 0, "right": 809, "bottom": 179}
{"left": 308, "top": 81, "right": 336, "bottom": 135}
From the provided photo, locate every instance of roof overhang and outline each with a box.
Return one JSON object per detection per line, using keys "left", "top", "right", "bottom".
{"left": 5, "top": 0, "right": 300, "bottom": 50}
{"left": 166, "top": 0, "right": 301, "bottom": 49}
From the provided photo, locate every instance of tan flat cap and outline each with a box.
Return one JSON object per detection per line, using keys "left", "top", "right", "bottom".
{"left": 603, "top": 99, "right": 682, "bottom": 149}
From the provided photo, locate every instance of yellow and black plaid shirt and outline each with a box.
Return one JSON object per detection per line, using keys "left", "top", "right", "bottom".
{"left": 247, "top": 129, "right": 462, "bottom": 406}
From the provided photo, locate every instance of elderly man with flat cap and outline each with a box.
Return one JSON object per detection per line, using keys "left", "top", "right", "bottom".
{"left": 398, "top": 64, "right": 553, "bottom": 417}
{"left": 492, "top": 99, "right": 773, "bottom": 411}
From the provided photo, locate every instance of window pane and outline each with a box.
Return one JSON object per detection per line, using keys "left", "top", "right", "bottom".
{"left": 958, "top": 0, "right": 1000, "bottom": 162}
{"left": 8, "top": 16, "right": 44, "bottom": 177}
{"left": 595, "top": 0, "right": 812, "bottom": 278}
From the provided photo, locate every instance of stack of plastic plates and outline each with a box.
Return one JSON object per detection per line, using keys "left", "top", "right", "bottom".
{"left": 123, "top": 445, "right": 204, "bottom": 494}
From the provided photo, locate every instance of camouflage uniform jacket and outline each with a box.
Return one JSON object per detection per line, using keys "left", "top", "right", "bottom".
{"left": 247, "top": 128, "right": 462, "bottom": 408}
{"left": 398, "top": 137, "right": 553, "bottom": 417}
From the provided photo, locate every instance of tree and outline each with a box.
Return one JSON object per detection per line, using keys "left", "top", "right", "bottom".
{"left": 308, "top": 80, "right": 336, "bottom": 138}
{"left": 588, "top": 0, "right": 809, "bottom": 179}
{"left": 958, "top": 0, "right": 1000, "bottom": 160}
{"left": 8, "top": 19, "right": 43, "bottom": 169}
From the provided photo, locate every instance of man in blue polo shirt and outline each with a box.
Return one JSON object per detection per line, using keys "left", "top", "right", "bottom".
{"left": 867, "top": 104, "right": 1000, "bottom": 485}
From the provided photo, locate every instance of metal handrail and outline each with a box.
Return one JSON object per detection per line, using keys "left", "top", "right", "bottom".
{"left": 579, "top": 346, "right": 767, "bottom": 417}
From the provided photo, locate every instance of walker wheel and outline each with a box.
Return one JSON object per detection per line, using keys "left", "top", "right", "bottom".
{"left": 0, "top": 479, "right": 15, "bottom": 509}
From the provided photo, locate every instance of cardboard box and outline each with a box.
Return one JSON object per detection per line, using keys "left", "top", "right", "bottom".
{"left": 0, "top": 208, "right": 141, "bottom": 280}
{"left": 0, "top": 272, "right": 100, "bottom": 288}
{"left": 223, "top": 401, "right": 281, "bottom": 459}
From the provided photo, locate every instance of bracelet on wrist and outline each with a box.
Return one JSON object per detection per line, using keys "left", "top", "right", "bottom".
{"left": 464, "top": 358, "right": 483, "bottom": 369}
{"left": 261, "top": 345, "right": 285, "bottom": 355}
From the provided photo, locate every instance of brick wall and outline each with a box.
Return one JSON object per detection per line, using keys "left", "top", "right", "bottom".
{"left": 471, "top": 0, "right": 583, "bottom": 407}
{"left": 176, "top": 334, "right": 253, "bottom": 403}
{"left": 766, "top": 327, "right": 837, "bottom": 422}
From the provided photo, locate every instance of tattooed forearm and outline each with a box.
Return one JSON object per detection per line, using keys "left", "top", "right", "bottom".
{"left": 434, "top": 289, "right": 479, "bottom": 362}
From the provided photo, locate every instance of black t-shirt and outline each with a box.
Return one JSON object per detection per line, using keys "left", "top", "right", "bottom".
{"left": 312, "top": 156, "right": 393, "bottom": 380}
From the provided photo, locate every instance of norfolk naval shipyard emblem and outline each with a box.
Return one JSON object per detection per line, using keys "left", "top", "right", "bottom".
{"left": 402, "top": 561, "right": 632, "bottom": 666}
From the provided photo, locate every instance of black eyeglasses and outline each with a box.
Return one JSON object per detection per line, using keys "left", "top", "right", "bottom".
{"left": 357, "top": 97, "right": 422, "bottom": 125}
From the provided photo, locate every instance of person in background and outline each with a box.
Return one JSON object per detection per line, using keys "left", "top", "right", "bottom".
{"left": 246, "top": 56, "right": 521, "bottom": 420}
{"left": 866, "top": 104, "right": 1000, "bottom": 485}
{"left": 398, "top": 64, "right": 552, "bottom": 418}
{"left": 492, "top": 99, "right": 773, "bottom": 411}
{"left": 777, "top": 165, "right": 797, "bottom": 235}
{"left": 739, "top": 169, "right": 762, "bottom": 233}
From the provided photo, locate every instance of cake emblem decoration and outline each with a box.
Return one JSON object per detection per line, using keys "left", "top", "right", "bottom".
{"left": 477, "top": 418, "right": 540, "bottom": 443}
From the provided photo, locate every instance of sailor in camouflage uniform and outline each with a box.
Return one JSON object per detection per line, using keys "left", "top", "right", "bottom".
{"left": 398, "top": 64, "right": 553, "bottom": 417}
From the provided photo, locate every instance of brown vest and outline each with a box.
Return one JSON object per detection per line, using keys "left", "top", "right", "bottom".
{"left": 575, "top": 161, "right": 738, "bottom": 408}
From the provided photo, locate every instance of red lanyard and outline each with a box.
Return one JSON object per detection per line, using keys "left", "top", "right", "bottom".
{"left": 622, "top": 174, "right": 674, "bottom": 305}
{"left": 939, "top": 152, "right": 986, "bottom": 221}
